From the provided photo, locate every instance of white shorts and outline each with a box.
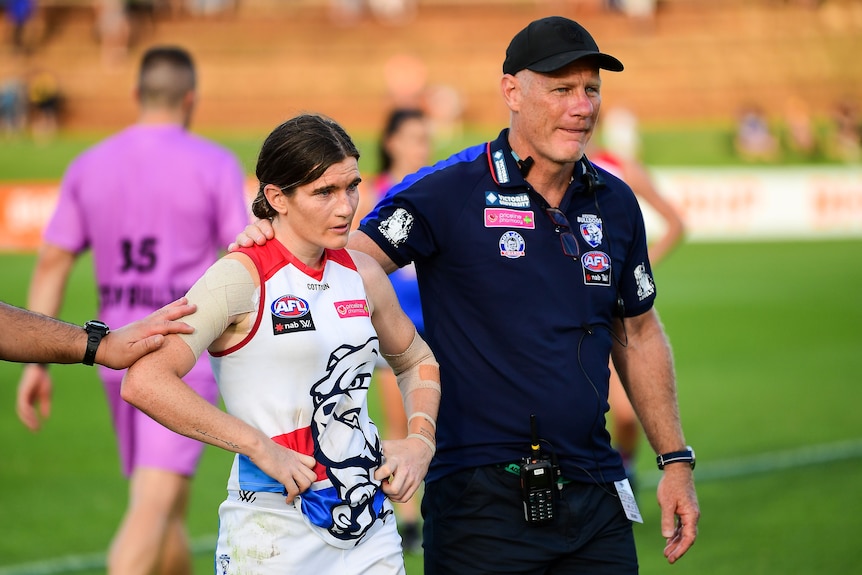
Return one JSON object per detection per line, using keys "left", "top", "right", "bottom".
{"left": 214, "top": 491, "right": 405, "bottom": 575}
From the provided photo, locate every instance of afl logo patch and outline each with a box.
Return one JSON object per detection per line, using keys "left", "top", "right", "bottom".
{"left": 581, "top": 251, "right": 611, "bottom": 286}
{"left": 581, "top": 251, "right": 610, "bottom": 272}
{"left": 272, "top": 295, "right": 309, "bottom": 318}
{"left": 499, "top": 231, "right": 526, "bottom": 259}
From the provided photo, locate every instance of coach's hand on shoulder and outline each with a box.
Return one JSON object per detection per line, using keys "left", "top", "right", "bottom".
{"left": 229, "top": 219, "right": 275, "bottom": 252}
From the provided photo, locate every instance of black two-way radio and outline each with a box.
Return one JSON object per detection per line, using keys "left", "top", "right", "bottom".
{"left": 520, "top": 415, "right": 558, "bottom": 524}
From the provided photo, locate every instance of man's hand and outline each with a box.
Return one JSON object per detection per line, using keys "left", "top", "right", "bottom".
{"left": 16, "top": 364, "right": 52, "bottom": 431}
{"left": 375, "top": 436, "right": 434, "bottom": 503}
{"left": 657, "top": 464, "right": 700, "bottom": 563}
{"left": 228, "top": 219, "right": 274, "bottom": 252}
{"left": 97, "top": 298, "right": 197, "bottom": 370}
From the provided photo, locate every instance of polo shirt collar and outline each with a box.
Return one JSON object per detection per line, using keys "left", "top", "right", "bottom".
{"left": 487, "top": 129, "right": 588, "bottom": 190}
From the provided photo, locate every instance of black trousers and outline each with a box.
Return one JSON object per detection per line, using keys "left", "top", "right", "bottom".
{"left": 422, "top": 465, "right": 638, "bottom": 575}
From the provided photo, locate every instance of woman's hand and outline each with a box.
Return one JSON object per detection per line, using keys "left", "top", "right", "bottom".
{"left": 375, "top": 436, "right": 434, "bottom": 503}
{"left": 252, "top": 440, "right": 319, "bottom": 503}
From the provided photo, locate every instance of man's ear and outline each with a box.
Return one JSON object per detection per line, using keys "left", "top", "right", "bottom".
{"left": 183, "top": 89, "right": 197, "bottom": 109}
{"left": 263, "top": 184, "right": 288, "bottom": 215}
{"left": 500, "top": 74, "right": 521, "bottom": 112}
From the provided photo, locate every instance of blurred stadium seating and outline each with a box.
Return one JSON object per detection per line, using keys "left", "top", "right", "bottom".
{"left": 1, "top": 0, "right": 860, "bottom": 133}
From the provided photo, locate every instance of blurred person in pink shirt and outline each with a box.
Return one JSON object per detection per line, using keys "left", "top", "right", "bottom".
{"left": 15, "top": 46, "right": 249, "bottom": 575}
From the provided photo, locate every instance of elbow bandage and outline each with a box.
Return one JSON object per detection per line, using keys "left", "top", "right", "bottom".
{"left": 382, "top": 330, "right": 441, "bottom": 399}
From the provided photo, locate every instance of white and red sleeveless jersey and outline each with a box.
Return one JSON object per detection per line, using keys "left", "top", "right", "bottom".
{"left": 212, "top": 239, "right": 388, "bottom": 548}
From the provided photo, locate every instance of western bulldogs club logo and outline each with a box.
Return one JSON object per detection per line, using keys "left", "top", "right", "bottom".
{"left": 577, "top": 214, "right": 603, "bottom": 248}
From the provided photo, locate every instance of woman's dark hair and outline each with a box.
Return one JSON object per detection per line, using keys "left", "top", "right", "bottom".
{"left": 252, "top": 114, "right": 360, "bottom": 219}
{"left": 377, "top": 108, "right": 425, "bottom": 174}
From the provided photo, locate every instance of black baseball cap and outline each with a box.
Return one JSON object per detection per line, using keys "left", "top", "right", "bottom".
{"left": 503, "top": 16, "right": 624, "bottom": 75}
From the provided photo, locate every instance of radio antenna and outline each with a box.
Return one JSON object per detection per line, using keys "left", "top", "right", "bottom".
{"left": 530, "top": 414, "right": 540, "bottom": 460}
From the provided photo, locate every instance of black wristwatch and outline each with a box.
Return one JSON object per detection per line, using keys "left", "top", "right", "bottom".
{"left": 82, "top": 320, "right": 110, "bottom": 366}
{"left": 656, "top": 446, "right": 696, "bottom": 470}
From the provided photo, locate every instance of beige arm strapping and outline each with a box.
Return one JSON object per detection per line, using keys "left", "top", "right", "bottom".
{"left": 178, "top": 258, "right": 257, "bottom": 360}
{"left": 382, "top": 330, "right": 441, "bottom": 399}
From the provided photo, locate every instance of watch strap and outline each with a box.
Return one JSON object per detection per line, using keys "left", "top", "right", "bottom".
{"left": 83, "top": 321, "right": 109, "bottom": 366}
{"left": 656, "top": 446, "right": 695, "bottom": 470}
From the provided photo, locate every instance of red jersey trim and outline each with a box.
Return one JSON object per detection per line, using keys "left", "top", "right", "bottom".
{"left": 209, "top": 247, "right": 266, "bottom": 358}
{"left": 209, "top": 241, "right": 357, "bottom": 357}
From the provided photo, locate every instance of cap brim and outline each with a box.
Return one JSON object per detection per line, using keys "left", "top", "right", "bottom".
{"left": 528, "top": 50, "right": 624, "bottom": 73}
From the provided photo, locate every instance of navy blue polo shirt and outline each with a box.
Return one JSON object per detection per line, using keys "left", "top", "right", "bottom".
{"left": 359, "top": 129, "right": 657, "bottom": 484}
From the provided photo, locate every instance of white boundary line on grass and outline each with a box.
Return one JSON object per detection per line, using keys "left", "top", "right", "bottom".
{"left": 3, "top": 437, "right": 862, "bottom": 575}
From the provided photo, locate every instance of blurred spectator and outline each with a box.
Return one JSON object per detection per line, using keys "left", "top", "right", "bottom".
{"left": 383, "top": 52, "right": 427, "bottom": 109}
{"left": 782, "top": 96, "right": 817, "bottom": 159}
{"left": 827, "top": 99, "right": 861, "bottom": 163}
{"left": 424, "top": 82, "right": 463, "bottom": 145}
{"left": 4, "top": 0, "right": 35, "bottom": 52}
{"left": 0, "top": 75, "right": 27, "bottom": 138}
{"left": 600, "top": 105, "right": 641, "bottom": 161}
{"left": 381, "top": 52, "right": 463, "bottom": 145}
{"left": 96, "top": 0, "right": 130, "bottom": 67}
{"left": 183, "top": 0, "right": 237, "bottom": 17}
{"left": 619, "top": 0, "right": 657, "bottom": 30}
{"left": 27, "top": 69, "right": 61, "bottom": 142}
{"left": 329, "top": 0, "right": 416, "bottom": 26}
{"left": 381, "top": 52, "right": 463, "bottom": 146}
{"left": 368, "top": 0, "right": 416, "bottom": 25}
{"left": 734, "top": 103, "right": 779, "bottom": 162}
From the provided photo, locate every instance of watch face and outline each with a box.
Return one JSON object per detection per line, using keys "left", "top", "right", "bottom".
{"left": 85, "top": 320, "right": 110, "bottom": 333}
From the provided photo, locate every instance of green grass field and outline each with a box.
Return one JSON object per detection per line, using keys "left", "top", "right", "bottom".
{"left": 1, "top": 127, "right": 861, "bottom": 574}
{"left": 1, "top": 239, "right": 861, "bottom": 574}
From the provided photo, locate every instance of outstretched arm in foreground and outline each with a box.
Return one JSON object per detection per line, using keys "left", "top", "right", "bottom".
{"left": 2, "top": 297, "right": 196, "bottom": 367}
{"left": 11, "top": 298, "right": 197, "bottom": 431}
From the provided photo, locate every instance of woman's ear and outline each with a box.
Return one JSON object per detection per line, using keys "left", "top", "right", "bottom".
{"left": 263, "top": 184, "right": 288, "bottom": 215}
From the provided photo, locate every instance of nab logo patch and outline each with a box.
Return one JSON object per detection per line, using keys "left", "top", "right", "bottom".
{"left": 271, "top": 295, "right": 316, "bottom": 334}
{"left": 581, "top": 251, "right": 611, "bottom": 286}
